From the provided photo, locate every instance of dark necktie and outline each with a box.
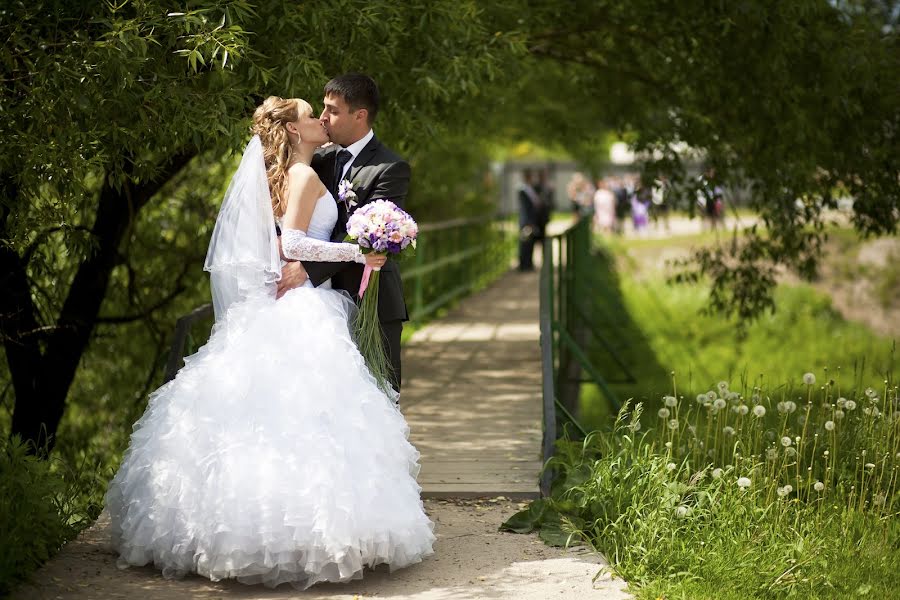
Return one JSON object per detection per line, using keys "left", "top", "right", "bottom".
{"left": 333, "top": 149, "right": 353, "bottom": 190}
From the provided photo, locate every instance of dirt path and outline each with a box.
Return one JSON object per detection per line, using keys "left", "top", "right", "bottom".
{"left": 14, "top": 498, "right": 631, "bottom": 599}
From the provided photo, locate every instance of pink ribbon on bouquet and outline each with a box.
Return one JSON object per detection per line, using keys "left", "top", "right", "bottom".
{"left": 358, "top": 264, "right": 380, "bottom": 298}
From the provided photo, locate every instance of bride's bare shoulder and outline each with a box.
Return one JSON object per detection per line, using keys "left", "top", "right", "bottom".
{"left": 287, "top": 163, "right": 325, "bottom": 196}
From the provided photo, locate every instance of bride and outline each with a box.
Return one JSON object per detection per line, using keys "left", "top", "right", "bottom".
{"left": 103, "top": 96, "right": 435, "bottom": 588}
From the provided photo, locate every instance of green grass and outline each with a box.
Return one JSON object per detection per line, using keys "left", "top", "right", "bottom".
{"left": 505, "top": 233, "right": 899, "bottom": 599}
{"left": 578, "top": 239, "right": 896, "bottom": 430}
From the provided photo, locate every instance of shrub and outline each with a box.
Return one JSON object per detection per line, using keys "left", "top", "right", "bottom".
{"left": 0, "top": 437, "right": 97, "bottom": 595}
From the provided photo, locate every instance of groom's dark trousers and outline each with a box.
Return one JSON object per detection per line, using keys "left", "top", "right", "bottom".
{"left": 301, "top": 137, "right": 411, "bottom": 394}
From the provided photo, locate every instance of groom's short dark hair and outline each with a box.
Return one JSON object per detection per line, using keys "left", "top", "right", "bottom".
{"left": 325, "top": 74, "right": 379, "bottom": 125}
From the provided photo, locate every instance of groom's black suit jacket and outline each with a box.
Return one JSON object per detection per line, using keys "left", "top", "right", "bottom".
{"left": 302, "top": 136, "right": 410, "bottom": 323}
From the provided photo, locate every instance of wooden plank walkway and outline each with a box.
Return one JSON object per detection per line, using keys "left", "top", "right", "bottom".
{"left": 402, "top": 268, "right": 544, "bottom": 498}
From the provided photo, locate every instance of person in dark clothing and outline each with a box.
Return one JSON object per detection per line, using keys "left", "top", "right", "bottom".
{"left": 518, "top": 169, "right": 542, "bottom": 271}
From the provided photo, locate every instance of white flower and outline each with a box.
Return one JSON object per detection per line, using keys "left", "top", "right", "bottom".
{"left": 814, "top": 481, "right": 825, "bottom": 492}
{"left": 696, "top": 394, "right": 707, "bottom": 404}
{"left": 836, "top": 397, "right": 847, "bottom": 408}
{"left": 865, "top": 387, "right": 877, "bottom": 398}
{"left": 824, "top": 420, "right": 835, "bottom": 431}
{"left": 707, "top": 391, "right": 718, "bottom": 402}
{"left": 723, "top": 426, "right": 736, "bottom": 436}
{"left": 737, "top": 477, "right": 751, "bottom": 489}
{"left": 785, "top": 401, "right": 798, "bottom": 413}
{"left": 668, "top": 419, "right": 679, "bottom": 430}
{"left": 845, "top": 400, "right": 857, "bottom": 411}
{"left": 781, "top": 436, "right": 793, "bottom": 447}
{"left": 803, "top": 372, "right": 816, "bottom": 385}
{"left": 766, "top": 448, "right": 779, "bottom": 461}
{"left": 865, "top": 463, "right": 876, "bottom": 470}
{"left": 777, "top": 484, "right": 794, "bottom": 497}
{"left": 736, "top": 404, "right": 749, "bottom": 416}
{"left": 664, "top": 395, "right": 677, "bottom": 407}
{"left": 718, "top": 381, "right": 729, "bottom": 392}
{"left": 834, "top": 409, "right": 845, "bottom": 420}
{"left": 713, "top": 398, "right": 727, "bottom": 410}
{"left": 658, "top": 407, "right": 670, "bottom": 419}
{"left": 675, "top": 505, "right": 692, "bottom": 518}
{"left": 753, "top": 405, "right": 767, "bottom": 418}
{"left": 712, "top": 468, "right": 723, "bottom": 479}
{"left": 666, "top": 462, "right": 677, "bottom": 471}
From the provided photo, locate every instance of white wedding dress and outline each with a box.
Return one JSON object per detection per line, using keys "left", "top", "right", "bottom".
{"left": 104, "top": 191, "right": 435, "bottom": 589}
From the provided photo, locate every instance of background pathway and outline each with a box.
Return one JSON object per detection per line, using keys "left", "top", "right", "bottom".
{"left": 403, "top": 269, "right": 544, "bottom": 498}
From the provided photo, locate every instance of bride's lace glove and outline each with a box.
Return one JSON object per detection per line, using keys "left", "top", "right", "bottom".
{"left": 281, "top": 228, "right": 366, "bottom": 264}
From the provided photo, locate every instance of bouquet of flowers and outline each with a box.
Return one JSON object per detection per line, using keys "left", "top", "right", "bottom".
{"left": 345, "top": 199, "right": 418, "bottom": 392}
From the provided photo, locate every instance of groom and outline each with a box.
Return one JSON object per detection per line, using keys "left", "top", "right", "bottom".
{"left": 277, "top": 73, "right": 409, "bottom": 394}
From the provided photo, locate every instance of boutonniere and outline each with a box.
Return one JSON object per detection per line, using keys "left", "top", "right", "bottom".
{"left": 338, "top": 180, "right": 358, "bottom": 210}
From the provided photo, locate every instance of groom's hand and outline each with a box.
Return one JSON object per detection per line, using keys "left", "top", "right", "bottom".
{"left": 277, "top": 261, "right": 308, "bottom": 298}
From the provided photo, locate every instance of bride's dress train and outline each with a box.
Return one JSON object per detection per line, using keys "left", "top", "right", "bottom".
{"left": 104, "top": 189, "right": 435, "bottom": 588}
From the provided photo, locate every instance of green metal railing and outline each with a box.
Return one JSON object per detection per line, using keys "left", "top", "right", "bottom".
{"left": 539, "top": 217, "right": 628, "bottom": 496}
{"left": 404, "top": 217, "right": 515, "bottom": 321}
{"left": 164, "top": 217, "right": 515, "bottom": 383}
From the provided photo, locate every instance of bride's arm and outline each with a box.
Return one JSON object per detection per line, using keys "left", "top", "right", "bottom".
{"left": 280, "top": 164, "right": 366, "bottom": 264}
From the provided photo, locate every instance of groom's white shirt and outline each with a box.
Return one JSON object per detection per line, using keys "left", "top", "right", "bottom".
{"left": 339, "top": 129, "right": 374, "bottom": 180}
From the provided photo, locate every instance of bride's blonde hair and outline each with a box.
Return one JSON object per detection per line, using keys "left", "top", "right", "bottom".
{"left": 251, "top": 96, "right": 314, "bottom": 216}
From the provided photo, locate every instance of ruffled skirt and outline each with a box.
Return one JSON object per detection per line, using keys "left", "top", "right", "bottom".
{"left": 104, "top": 286, "right": 435, "bottom": 588}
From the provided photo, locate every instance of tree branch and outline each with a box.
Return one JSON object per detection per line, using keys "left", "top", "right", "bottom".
{"left": 96, "top": 283, "right": 188, "bottom": 324}
{"left": 21, "top": 225, "right": 93, "bottom": 265}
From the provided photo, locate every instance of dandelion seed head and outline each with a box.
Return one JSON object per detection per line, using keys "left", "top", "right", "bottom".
{"left": 666, "top": 462, "right": 676, "bottom": 471}
{"left": 845, "top": 400, "right": 857, "bottom": 411}
{"left": 723, "top": 426, "right": 736, "bottom": 436}
{"left": 825, "top": 420, "right": 835, "bottom": 431}
{"left": 737, "top": 477, "right": 751, "bottom": 489}
{"left": 675, "top": 505, "right": 691, "bottom": 518}
{"left": 753, "top": 405, "right": 766, "bottom": 417}
{"left": 786, "top": 401, "right": 798, "bottom": 413}
{"left": 668, "top": 419, "right": 679, "bottom": 430}
{"left": 785, "top": 447, "right": 797, "bottom": 457}
{"left": 696, "top": 394, "right": 707, "bottom": 404}
{"left": 837, "top": 397, "right": 847, "bottom": 408}
{"left": 814, "top": 481, "right": 825, "bottom": 492}
{"left": 766, "top": 448, "right": 778, "bottom": 461}
{"left": 781, "top": 436, "right": 793, "bottom": 447}
{"left": 664, "top": 395, "right": 677, "bottom": 407}
{"left": 718, "top": 381, "right": 729, "bottom": 392}
{"left": 737, "top": 404, "right": 749, "bottom": 416}
{"left": 834, "top": 410, "right": 845, "bottom": 420}
{"left": 803, "top": 372, "right": 816, "bottom": 385}
{"left": 865, "top": 463, "right": 875, "bottom": 470}
{"left": 712, "top": 468, "right": 723, "bottom": 479}
{"left": 777, "top": 486, "right": 790, "bottom": 497}
{"left": 865, "top": 387, "right": 877, "bottom": 398}
{"left": 713, "top": 398, "right": 727, "bottom": 410}
{"left": 727, "top": 391, "right": 741, "bottom": 403}
{"left": 658, "top": 408, "right": 670, "bottom": 419}
{"left": 707, "top": 391, "right": 718, "bottom": 402}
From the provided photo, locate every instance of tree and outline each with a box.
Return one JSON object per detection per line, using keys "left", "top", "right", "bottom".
{"left": 498, "top": 0, "right": 899, "bottom": 322}
{"left": 0, "top": 0, "right": 522, "bottom": 452}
